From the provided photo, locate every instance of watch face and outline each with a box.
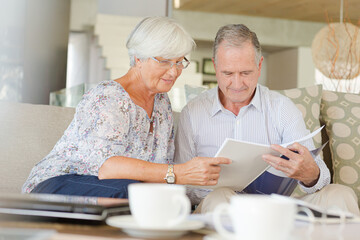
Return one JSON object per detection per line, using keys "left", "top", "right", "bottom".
{"left": 167, "top": 176, "right": 175, "bottom": 184}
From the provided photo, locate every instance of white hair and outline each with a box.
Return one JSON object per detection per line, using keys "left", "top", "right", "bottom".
{"left": 126, "top": 16, "right": 195, "bottom": 66}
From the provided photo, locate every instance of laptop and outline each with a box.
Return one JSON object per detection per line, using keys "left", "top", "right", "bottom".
{"left": 0, "top": 193, "right": 130, "bottom": 223}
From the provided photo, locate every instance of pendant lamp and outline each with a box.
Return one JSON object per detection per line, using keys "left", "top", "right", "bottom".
{"left": 311, "top": 0, "right": 360, "bottom": 80}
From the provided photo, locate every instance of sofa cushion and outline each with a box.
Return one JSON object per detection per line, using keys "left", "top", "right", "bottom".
{"left": 0, "top": 101, "right": 75, "bottom": 193}
{"left": 276, "top": 85, "right": 323, "bottom": 149}
{"left": 320, "top": 90, "right": 360, "bottom": 205}
{"left": 276, "top": 85, "right": 323, "bottom": 197}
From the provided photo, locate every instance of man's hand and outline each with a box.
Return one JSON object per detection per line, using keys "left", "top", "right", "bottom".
{"left": 175, "top": 157, "right": 231, "bottom": 186}
{"left": 262, "top": 142, "right": 320, "bottom": 187}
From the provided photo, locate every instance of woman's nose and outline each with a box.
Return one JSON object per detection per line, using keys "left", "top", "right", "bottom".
{"left": 167, "top": 64, "right": 180, "bottom": 76}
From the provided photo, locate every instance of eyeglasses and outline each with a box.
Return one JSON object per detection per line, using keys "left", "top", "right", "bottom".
{"left": 150, "top": 57, "right": 190, "bottom": 69}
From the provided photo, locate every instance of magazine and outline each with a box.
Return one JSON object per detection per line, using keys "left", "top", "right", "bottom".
{"left": 189, "top": 127, "right": 324, "bottom": 192}
{"left": 270, "top": 194, "right": 358, "bottom": 224}
{"left": 189, "top": 194, "right": 359, "bottom": 228}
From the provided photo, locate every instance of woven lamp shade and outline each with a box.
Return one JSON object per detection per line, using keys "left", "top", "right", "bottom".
{"left": 312, "top": 22, "right": 360, "bottom": 79}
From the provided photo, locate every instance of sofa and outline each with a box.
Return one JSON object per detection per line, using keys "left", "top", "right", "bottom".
{"left": 0, "top": 84, "right": 359, "bottom": 207}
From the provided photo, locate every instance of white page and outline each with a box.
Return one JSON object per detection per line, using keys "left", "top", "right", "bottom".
{"left": 280, "top": 126, "right": 324, "bottom": 147}
{"left": 188, "top": 127, "right": 324, "bottom": 191}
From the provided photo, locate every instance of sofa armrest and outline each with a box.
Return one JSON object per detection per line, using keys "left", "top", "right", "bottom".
{"left": 0, "top": 101, "right": 75, "bottom": 194}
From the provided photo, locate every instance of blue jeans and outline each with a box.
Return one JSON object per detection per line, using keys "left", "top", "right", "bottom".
{"left": 31, "top": 174, "right": 140, "bottom": 199}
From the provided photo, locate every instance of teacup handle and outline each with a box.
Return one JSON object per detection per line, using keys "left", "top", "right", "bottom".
{"left": 167, "top": 194, "right": 191, "bottom": 227}
{"left": 213, "top": 203, "right": 234, "bottom": 239}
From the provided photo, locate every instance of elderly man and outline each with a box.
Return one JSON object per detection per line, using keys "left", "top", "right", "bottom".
{"left": 174, "top": 24, "right": 359, "bottom": 215}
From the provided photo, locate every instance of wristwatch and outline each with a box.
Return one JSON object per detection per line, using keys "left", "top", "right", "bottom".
{"left": 164, "top": 164, "right": 176, "bottom": 184}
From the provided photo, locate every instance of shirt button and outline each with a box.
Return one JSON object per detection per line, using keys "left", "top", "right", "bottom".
{"left": 236, "top": 120, "right": 240, "bottom": 125}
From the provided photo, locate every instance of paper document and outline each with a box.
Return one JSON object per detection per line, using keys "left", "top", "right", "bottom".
{"left": 270, "top": 194, "right": 358, "bottom": 223}
{"left": 188, "top": 194, "right": 359, "bottom": 230}
{"left": 280, "top": 126, "right": 324, "bottom": 148}
{"left": 189, "top": 127, "right": 324, "bottom": 191}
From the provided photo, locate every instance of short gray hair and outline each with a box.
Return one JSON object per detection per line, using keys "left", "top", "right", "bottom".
{"left": 213, "top": 24, "right": 262, "bottom": 65}
{"left": 127, "top": 16, "right": 196, "bottom": 66}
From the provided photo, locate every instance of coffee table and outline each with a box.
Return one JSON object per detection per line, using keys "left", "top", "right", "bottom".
{"left": 291, "top": 221, "right": 360, "bottom": 240}
{"left": 2, "top": 217, "right": 360, "bottom": 240}
{"left": 0, "top": 219, "right": 205, "bottom": 239}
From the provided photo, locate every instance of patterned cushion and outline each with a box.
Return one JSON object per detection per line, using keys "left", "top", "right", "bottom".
{"left": 276, "top": 85, "right": 323, "bottom": 148}
{"left": 276, "top": 85, "right": 323, "bottom": 197}
{"left": 320, "top": 90, "right": 360, "bottom": 205}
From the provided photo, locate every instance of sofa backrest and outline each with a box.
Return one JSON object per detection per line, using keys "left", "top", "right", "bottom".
{"left": 319, "top": 90, "right": 360, "bottom": 206}
{"left": 0, "top": 101, "right": 75, "bottom": 194}
{"left": 0, "top": 101, "right": 181, "bottom": 194}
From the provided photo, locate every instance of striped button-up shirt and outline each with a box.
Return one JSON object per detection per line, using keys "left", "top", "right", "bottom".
{"left": 174, "top": 84, "right": 330, "bottom": 204}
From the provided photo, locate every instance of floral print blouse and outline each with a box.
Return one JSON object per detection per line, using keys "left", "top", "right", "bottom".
{"left": 22, "top": 80, "right": 175, "bottom": 193}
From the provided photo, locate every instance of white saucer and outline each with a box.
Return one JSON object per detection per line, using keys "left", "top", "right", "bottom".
{"left": 106, "top": 215, "right": 205, "bottom": 239}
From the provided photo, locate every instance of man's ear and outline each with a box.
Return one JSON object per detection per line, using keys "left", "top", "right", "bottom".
{"left": 212, "top": 57, "right": 216, "bottom": 70}
{"left": 258, "top": 56, "right": 264, "bottom": 69}
{"left": 257, "top": 56, "right": 264, "bottom": 76}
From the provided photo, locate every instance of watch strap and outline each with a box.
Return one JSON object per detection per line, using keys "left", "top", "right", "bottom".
{"left": 164, "top": 164, "right": 175, "bottom": 184}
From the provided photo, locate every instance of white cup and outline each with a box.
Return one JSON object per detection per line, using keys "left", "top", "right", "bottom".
{"left": 128, "top": 183, "right": 191, "bottom": 228}
{"left": 213, "top": 195, "right": 300, "bottom": 240}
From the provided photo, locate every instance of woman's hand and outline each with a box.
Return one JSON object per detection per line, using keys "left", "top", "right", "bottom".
{"left": 175, "top": 157, "right": 231, "bottom": 186}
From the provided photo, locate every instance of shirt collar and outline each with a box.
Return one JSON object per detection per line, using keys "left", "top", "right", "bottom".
{"left": 250, "top": 84, "right": 262, "bottom": 112}
{"left": 210, "top": 85, "right": 262, "bottom": 117}
{"left": 210, "top": 87, "right": 223, "bottom": 117}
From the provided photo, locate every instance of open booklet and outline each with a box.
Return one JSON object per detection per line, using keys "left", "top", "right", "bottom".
{"left": 270, "top": 194, "right": 358, "bottom": 224}
{"left": 189, "top": 194, "right": 360, "bottom": 229}
{"left": 189, "top": 126, "right": 326, "bottom": 193}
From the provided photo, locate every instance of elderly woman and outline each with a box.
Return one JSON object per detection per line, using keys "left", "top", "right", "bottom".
{"left": 22, "top": 17, "right": 230, "bottom": 198}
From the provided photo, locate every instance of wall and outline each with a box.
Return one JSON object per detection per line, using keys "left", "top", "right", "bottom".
{"left": 297, "top": 47, "right": 316, "bottom": 88}
{"left": 0, "top": 0, "right": 70, "bottom": 104}
{"left": 259, "top": 54, "right": 267, "bottom": 86}
{"left": 70, "top": 0, "right": 168, "bottom": 31}
{"left": 98, "top": 0, "right": 167, "bottom": 17}
{"left": 266, "top": 47, "right": 316, "bottom": 90}
{"left": 190, "top": 41, "right": 216, "bottom": 84}
{"left": 267, "top": 48, "right": 298, "bottom": 89}
{"left": 70, "top": 0, "right": 97, "bottom": 31}
{"left": 173, "top": 10, "right": 325, "bottom": 47}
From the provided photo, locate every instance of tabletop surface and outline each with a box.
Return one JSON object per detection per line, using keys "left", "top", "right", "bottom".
{"left": 2, "top": 216, "right": 360, "bottom": 240}
{"left": 0, "top": 219, "right": 205, "bottom": 240}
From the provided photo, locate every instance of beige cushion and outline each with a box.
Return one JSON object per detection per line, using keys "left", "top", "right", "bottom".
{"left": 320, "top": 91, "right": 360, "bottom": 205}
{"left": 0, "top": 101, "right": 75, "bottom": 193}
{"left": 276, "top": 85, "right": 323, "bottom": 197}
{"left": 276, "top": 85, "right": 323, "bottom": 148}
